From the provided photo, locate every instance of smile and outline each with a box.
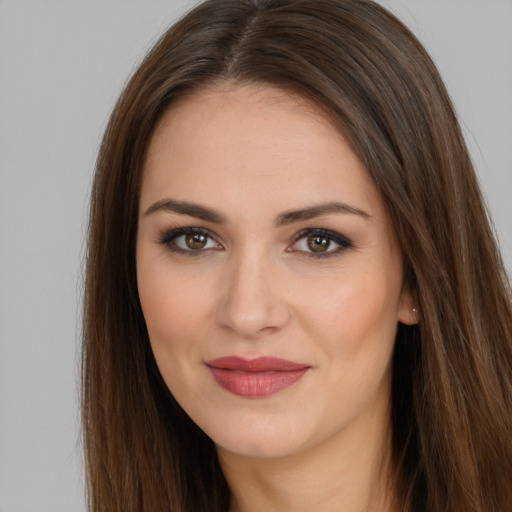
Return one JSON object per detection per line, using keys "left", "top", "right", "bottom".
{"left": 205, "top": 356, "right": 311, "bottom": 398}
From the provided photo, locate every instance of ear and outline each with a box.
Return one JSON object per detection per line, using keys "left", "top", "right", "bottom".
{"left": 397, "top": 286, "right": 419, "bottom": 325}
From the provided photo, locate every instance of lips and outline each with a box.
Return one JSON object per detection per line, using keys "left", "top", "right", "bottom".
{"left": 205, "top": 356, "right": 310, "bottom": 398}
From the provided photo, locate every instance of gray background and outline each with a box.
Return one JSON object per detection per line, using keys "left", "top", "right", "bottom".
{"left": 0, "top": 1, "right": 510, "bottom": 511}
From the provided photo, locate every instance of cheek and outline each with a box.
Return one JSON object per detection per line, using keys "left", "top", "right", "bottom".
{"left": 297, "top": 264, "right": 401, "bottom": 370}
{"left": 137, "top": 259, "right": 219, "bottom": 406}
{"left": 136, "top": 255, "right": 212, "bottom": 364}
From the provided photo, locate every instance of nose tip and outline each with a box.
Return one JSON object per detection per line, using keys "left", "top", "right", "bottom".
{"left": 216, "top": 260, "right": 290, "bottom": 339}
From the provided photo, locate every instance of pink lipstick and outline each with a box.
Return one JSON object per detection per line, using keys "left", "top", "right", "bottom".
{"left": 205, "top": 356, "right": 310, "bottom": 398}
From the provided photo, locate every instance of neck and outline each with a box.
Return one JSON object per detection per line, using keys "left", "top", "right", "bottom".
{"left": 217, "top": 406, "right": 395, "bottom": 512}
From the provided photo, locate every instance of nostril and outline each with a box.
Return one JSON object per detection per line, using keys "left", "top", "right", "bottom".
{"left": 215, "top": 281, "right": 290, "bottom": 338}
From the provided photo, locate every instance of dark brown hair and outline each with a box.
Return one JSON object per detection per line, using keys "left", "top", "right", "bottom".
{"left": 82, "top": 1, "right": 512, "bottom": 510}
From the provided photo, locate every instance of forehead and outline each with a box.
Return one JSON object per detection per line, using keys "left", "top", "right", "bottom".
{"left": 141, "top": 83, "right": 385, "bottom": 223}
{"left": 146, "top": 82, "right": 342, "bottom": 164}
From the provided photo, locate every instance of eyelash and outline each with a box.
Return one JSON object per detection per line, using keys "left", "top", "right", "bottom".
{"left": 289, "top": 228, "right": 353, "bottom": 259}
{"left": 157, "top": 226, "right": 353, "bottom": 258}
{"left": 158, "top": 227, "right": 221, "bottom": 256}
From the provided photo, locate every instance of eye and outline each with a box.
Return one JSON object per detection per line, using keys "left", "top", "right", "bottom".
{"left": 159, "top": 227, "right": 222, "bottom": 254}
{"left": 289, "top": 228, "right": 352, "bottom": 257}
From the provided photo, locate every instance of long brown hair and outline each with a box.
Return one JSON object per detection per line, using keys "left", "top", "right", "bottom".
{"left": 82, "top": 1, "right": 512, "bottom": 510}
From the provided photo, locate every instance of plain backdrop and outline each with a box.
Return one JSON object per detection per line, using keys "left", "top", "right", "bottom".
{"left": 0, "top": 1, "right": 510, "bottom": 511}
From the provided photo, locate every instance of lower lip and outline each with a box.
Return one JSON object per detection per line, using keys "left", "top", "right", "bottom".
{"left": 208, "top": 367, "right": 309, "bottom": 397}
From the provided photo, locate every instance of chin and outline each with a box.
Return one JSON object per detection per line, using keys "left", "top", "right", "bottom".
{"left": 197, "top": 408, "right": 321, "bottom": 460}
{"left": 213, "top": 430, "right": 306, "bottom": 460}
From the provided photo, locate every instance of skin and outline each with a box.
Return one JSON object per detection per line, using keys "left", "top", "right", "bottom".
{"left": 136, "top": 83, "right": 416, "bottom": 512}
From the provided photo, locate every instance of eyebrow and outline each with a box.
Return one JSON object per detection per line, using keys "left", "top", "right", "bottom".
{"left": 274, "top": 202, "right": 372, "bottom": 226}
{"left": 144, "top": 198, "right": 226, "bottom": 223}
{"left": 144, "top": 198, "right": 372, "bottom": 225}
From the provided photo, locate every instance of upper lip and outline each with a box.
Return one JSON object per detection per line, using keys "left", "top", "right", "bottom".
{"left": 205, "top": 356, "right": 310, "bottom": 372}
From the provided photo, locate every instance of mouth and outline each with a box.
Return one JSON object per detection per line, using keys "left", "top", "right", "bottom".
{"left": 205, "top": 356, "right": 311, "bottom": 398}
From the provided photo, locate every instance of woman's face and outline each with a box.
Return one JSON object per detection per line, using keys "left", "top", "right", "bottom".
{"left": 137, "top": 84, "right": 415, "bottom": 459}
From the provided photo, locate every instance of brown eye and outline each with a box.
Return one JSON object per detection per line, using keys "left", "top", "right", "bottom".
{"left": 307, "top": 235, "right": 331, "bottom": 252}
{"left": 289, "top": 228, "right": 352, "bottom": 258}
{"left": 160, "top": 228, "right": 221, "bottom": 253}
{"left": 185, "top": 233, "right": 208, "bottom": 250}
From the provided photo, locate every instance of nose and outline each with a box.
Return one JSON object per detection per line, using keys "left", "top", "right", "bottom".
{"left": 216, "top": 250, "right": 291, "bottom": 339}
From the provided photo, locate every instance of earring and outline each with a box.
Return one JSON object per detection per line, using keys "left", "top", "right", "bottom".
{"left": 412, "top": 308, "right": 417, "bottom": 313}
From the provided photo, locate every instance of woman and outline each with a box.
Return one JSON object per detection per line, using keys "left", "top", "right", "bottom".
{"left": 82, "top": 0, "right": 512, "bottom": 511}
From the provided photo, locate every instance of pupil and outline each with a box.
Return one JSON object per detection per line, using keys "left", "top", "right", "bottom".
{"left": 308, "top": 235, "right": 329, "bottom": 252}
{"left": 186, "top": 233, "right": 207, "bottom": 249}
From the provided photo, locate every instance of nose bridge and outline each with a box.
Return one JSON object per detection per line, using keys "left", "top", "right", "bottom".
{"left": 216, "top": 242, "right": 289, "bottom": 338}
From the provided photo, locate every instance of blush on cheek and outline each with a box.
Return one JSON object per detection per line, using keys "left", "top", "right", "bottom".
{"left": 139, "top": 274, "right": 210, "bottom": 367}
{"left": 142, "top": 300, "right": 190, "bottom": 351}
{"left": 138, "top": 263, "right": 192, "bottom": 333}
{"left": 314, "top": 276, "right": 388, "bottom": 344}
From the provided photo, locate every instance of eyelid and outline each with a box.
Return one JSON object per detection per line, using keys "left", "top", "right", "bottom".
{"left": 288, "top": 228, "right": 353, "bottom": 257}
{"left": 157, "top": 226, "right": 352, "bottom": 258}
{"left": 158, "top": 226, "right": 223, "bottom": 253}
